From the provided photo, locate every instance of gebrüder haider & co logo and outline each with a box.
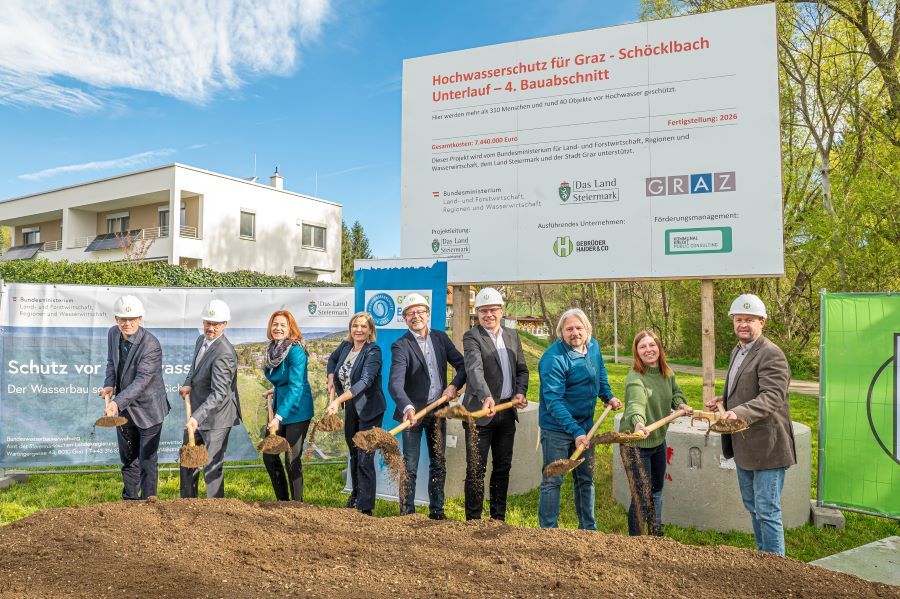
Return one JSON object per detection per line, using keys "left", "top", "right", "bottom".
{"left": 553, "top": 235, "right": 608, "bottom": 257}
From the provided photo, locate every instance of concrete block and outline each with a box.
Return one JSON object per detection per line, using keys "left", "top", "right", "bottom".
{"left": 810, "top": 500, "right": 845, "bottom": 529}
{"left": 611, "top": 413, "right": 812, "bottom": 533}
{"left": 0, "top": 472, "right": 28, "bottom": 490}
{"left": 811, "top": 536, "right": 900, "bottom": 586}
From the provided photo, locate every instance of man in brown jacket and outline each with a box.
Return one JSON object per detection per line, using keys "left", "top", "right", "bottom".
{"left": 705, "top": 293, "right": 795, "bottom": 555}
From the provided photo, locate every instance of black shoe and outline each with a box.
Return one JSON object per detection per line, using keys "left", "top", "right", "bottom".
{"left": 360, "top": 509, "right": 373, "bottom": 516}
{"left": 428, "top": 513, "right": 447, "bottom": 521}
{"left": 345, "top": 496, "right": 357, "bottom": 509}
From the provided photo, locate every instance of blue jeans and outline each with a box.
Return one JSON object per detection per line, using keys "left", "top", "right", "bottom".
{"left": 400, "top": 415, "right": 446, "bottom": 516}
{"left": 538, "top": 428, "right": 595, "bottom": 530}
{"left": 736, "top": 465, "right": 786, "bottom": 555}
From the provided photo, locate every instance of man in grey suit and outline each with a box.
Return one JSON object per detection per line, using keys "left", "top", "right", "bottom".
{"left": 179, "top": 299, "right": 242, "bottom": 499}
{"left": 100, "top": 295, "right": 170, "bottom": 500}
{"left": 706, "top": 293, "right": 795, "bottom": 555}
{"left": 461, "top": 287, "right": 529, "bottom": 521}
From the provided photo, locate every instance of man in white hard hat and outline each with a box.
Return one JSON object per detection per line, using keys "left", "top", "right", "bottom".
{"left": 100, "top": 295, "right": 170, "bottom": 500}
{"left": 461, "top": 287, "right": 529, "bottom": 521}
{"left": 705, "top": 293, "right": 795, "bottom": 555}
{"left": 178, "top": 299, "right": 242, "bottom": 498}
{"left": 388, "top": 292, "right": 466, "bottom": 519}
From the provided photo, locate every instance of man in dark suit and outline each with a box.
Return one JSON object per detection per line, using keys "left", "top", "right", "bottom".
{"left": 705, "top": 293, "right": 795, "bottom": 555}
{"left": 389, "top": 293, "right": 466, "bottom": 519}
{"left": 461, "top": 287, "right": 529, "bottom": 521}
{"left": 100, "top": 295, "right": 170, "bottom": 500}
{"left": 179, "top": 299, "right": 242, "bottom": 499}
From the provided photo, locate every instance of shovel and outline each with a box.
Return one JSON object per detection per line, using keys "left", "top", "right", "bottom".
{"left": 305, "top": 390, "right": 344, "bottom": 458}
{"left": 595, "top": 408, "right": 687, "bottom": 445}
{"left": 710, "top": 400, "right": 749, "bottom": 434}
{"left": 179, "top": 394, "right": 209, "bottom": 468}
{"left": 258, "top": 400, "right": 292, "bottom": 456}
{"left": 94, "top": 392, "right": 127, "bottom": 427}
{"left": 543, "top": 403, "right": 614, "bottom": 478}
{"left": 353, "top": 395, "right": 451, "bottom": 454}
{"left": 434, "top": 399, "right": 517, "bottom": 420}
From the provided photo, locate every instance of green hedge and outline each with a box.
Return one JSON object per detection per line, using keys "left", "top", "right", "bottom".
{"left": 0, "top": 260, "right": 343, "bottom": 288}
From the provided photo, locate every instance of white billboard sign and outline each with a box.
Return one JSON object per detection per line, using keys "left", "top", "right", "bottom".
{"left": 401, "top": 4, "right": 783, "bottom": 283}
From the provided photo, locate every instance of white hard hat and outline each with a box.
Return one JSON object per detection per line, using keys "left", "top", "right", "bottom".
{"left": 113, "top": 295, "right": 144, "bottom": 318}
{"left": 202, "top": 299, "right": 231, "bottom": 323}
{"left": 402, "top": 293, "right": 430, "bottom": 314}
{"left": 474, "top": 287, "right": 504, "bottom": 309}
{"left": 728, "top": 294, "right": 767, "bottom": 319}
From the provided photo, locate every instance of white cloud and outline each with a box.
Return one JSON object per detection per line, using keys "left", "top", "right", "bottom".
{"left": 18, "top": 149, "right": 177, "bottom": 181}
{"left": 0, "top": 0, "right": 330, "bottom": 112}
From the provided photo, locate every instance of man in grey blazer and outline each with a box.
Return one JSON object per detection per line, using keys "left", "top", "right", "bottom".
{"left": 100, "top": 295, "right": 170, "bottom": 500}
{"left": 461, "top": 287, "right": 529, "bottom": 521}
{"left": 179, "top": 299, "right": 242, "bottom": 499}
{"left": 706, "top": 293, "right": 795, "bottom": 555}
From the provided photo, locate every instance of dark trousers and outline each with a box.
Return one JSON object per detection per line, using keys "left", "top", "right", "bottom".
{"left": 400, "top": 414, "right": 447, "bottom": 516}
{"left": 464, "top": 408, "right": 516, "bottom": 521}
{"left": 264, "top": 420, "right": 311, "bottom": 501}
{"left": 116, "top": 418, "right": 163, "bottom": 500}
{"left": 180, "top": 427, "right": 231, "bottom": 499}
{"left": 345, "top": 403, "right": 382, "bottom": 512}
{"left": 624, "top": 442, "right": 667, "bottom": 536}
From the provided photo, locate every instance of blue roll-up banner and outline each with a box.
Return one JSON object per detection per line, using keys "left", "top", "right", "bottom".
{"left": 347, "top": 258, "right": 448, "bottom": 503}
{"left": 0, "top": 282, "right": 354, "bottom": 468}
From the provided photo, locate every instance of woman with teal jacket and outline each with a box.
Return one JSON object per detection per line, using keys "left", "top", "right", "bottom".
{"left": 622, "top": 329, "right": 692, "bottom": 536}
{"left": 262, "top": 310, "right": 314, "bottom": 501}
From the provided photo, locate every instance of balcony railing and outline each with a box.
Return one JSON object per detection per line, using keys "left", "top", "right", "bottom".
{"left": 39, "top": 240, "right": 63, "bottom": 252}
{"left": 136, "top": 226, "right": 169, "bottom": 240}
{"left": 72, "top": 236, "right": 93, "bottom": 248}
{"left": 179, "top": 225, "right": 199, "bottom": 239}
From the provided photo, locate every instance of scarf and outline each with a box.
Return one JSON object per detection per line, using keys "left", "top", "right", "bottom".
{"left": 265, "top": 338, "right": 303, "bottom": 369}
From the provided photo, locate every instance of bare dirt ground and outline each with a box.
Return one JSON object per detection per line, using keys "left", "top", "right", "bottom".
{"left": 0, "top": 499, "right": 894, "bottom": 599}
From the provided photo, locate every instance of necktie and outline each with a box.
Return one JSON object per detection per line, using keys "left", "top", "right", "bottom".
{"left": 196, "top": 342, "right": 209, "bottom": 363}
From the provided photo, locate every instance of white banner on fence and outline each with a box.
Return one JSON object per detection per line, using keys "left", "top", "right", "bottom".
{"left": 401, "top": 4, "right": 783, "bottom": 283}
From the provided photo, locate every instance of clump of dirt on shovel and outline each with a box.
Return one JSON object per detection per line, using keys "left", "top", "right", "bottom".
{"left": 543, "top": 458, "right": 575, "bottom": 478}
{"left": 595, "top": 430, "right": 641, "bottom": 445}
{"left": 94, "top": 416, "right": 128, "bottom": 427}
{"left": 434, "top": 404, "right": 471, "bottom": 419}
{"left": 179, "top": 444, "right": 208, "bottom": 469}
{"left": 353, "top": 427, "right": 396, "bottom": 454}
{"left": 710, "top": 419, "right": 749, "bottom": 433}
{"left": 258, "top": 434, "right": 291, "bottom": 457}
{"left": 305, "top": 414, "right": 344, "bottom": 457}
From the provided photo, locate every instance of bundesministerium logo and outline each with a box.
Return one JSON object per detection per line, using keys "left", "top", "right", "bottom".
{"left": 432, "top": 238, "right": 440, "bottom": 253}
{"left": 366, "top": 293, "right": 396, "bottom": 327}
{"left": 308, "top": 301, "right": 317, "bottom": 315}
{"left": 553, "top": 236, "right": 574, "bottom": 257}
{"left": 558, "top": 181, "right": 571, "bottom": 202}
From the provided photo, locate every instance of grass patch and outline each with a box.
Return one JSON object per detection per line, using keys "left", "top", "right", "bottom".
{"left": 0, "top": 337, "right": 886, "bottom": 562}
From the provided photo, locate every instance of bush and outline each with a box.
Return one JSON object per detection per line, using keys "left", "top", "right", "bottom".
{"left": 0, "top": 260, "right": 343, "bottom": 288}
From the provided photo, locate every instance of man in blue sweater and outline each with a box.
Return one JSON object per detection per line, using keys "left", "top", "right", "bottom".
{"left": 538, "top": 308, "right": 621, "bottom": 529}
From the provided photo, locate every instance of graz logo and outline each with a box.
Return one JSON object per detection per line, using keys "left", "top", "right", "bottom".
{"left": 366, "top": 293, "right": 396, "bottom": 327}
{"left": 308, "top": 301, "right": 317, "bottom": 315}
{"left": 432, "top": 238, "right": 440, "bottom": 253}
{"left": 553, "top": 236, "right": 574, "bottom": 257}
{"left": 558, "top": 181, "right": 571, "bottom": 202}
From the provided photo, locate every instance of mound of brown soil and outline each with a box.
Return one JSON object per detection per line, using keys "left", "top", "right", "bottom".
{"left": 0, "top": 500, "right": 893, "bottom": 599}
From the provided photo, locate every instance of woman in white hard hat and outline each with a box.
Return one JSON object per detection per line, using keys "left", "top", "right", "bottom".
{"left": 325, "top": 312, "right": 386, "bottom": 515}
{"left": 621, "top": 329, "right": 692, "bottom": 536}
{"left": 262, "top": 310, "right": 314, "bottom": 501}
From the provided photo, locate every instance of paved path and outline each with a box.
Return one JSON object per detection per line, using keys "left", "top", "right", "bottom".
{"left": 603, "top": 355, "right": 820, "bottom": 396}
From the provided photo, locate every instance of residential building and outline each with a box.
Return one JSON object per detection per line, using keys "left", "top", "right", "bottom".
{"left": 0, "top": 164, "right": 342, "bottom": 282}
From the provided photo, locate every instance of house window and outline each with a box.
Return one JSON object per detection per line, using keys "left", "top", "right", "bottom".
{"left": 181, "top": 201, "right": 186, "bottom": 224}
{"left": 240, "top": 210, "right": 255, "bottom": 240}
{"left": 22, "top": 227, "right": 40, "bottom": 245}
{"left": 302, "top": 223, "right": 326, "bottom": 250}
{"left": 106, "top": 212, "right": 130, "bottom": 233}
{"left": 159, "top": 207, "right": 170, "bottom": 230}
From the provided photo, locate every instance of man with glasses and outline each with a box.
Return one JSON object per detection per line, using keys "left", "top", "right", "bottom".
{"left": 178, "top": 299, "right": 242, "bottom": 498}
{"left": 461, "top": 287, "right": 529, "bottom": 521}
{"left": 100, "top": 295, "right": 170, "bottom": 500}
{"left": 389, "top": 293, "right": 466, "bottom": 519}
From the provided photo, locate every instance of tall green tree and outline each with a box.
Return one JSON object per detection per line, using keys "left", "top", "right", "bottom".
{"left": 341, "top": 219, "right": 374, "bottom": 284}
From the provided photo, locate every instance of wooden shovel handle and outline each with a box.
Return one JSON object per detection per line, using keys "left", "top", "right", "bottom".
{"left": 570, "top": 403, "right": 613, "bottom": 461}
{"left": 469, "top": 399, "right": 516, "bottom": 420}
{"left": 716, "top": 401, "right": 726, "bottom": 417}
{"left": 388, "top": 395, "right": 450, "bottom": 435}
{"left": 642, "top": 409, "right": 687, "bottom": 435}
{"left": 184, "top": 394, "right": 196, "bottom": 447}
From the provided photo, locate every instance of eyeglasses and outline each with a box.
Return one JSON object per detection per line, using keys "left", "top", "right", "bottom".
{"left": 405, "top": 309, "right": 429, "bottom": 318}
{"left": 478, "top": 307, "right": 502, "bottom": 315}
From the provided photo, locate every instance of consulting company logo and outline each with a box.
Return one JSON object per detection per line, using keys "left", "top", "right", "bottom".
{"left": 365, "top": 293, "right": 396, "bottom": 327}
{"left": 552, "top": 235, "right": 609, "bottom": 257}
{"left": 646, "top": 171, "right": 736, "bottom": 196}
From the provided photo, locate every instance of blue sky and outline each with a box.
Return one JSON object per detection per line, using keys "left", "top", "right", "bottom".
{"left": 0, "top": 0, "right": 639, "bottom": 258}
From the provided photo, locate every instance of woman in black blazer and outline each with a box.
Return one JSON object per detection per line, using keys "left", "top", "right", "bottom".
{"left": 326, "top": 311, "right": 386, "bottom": 515}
